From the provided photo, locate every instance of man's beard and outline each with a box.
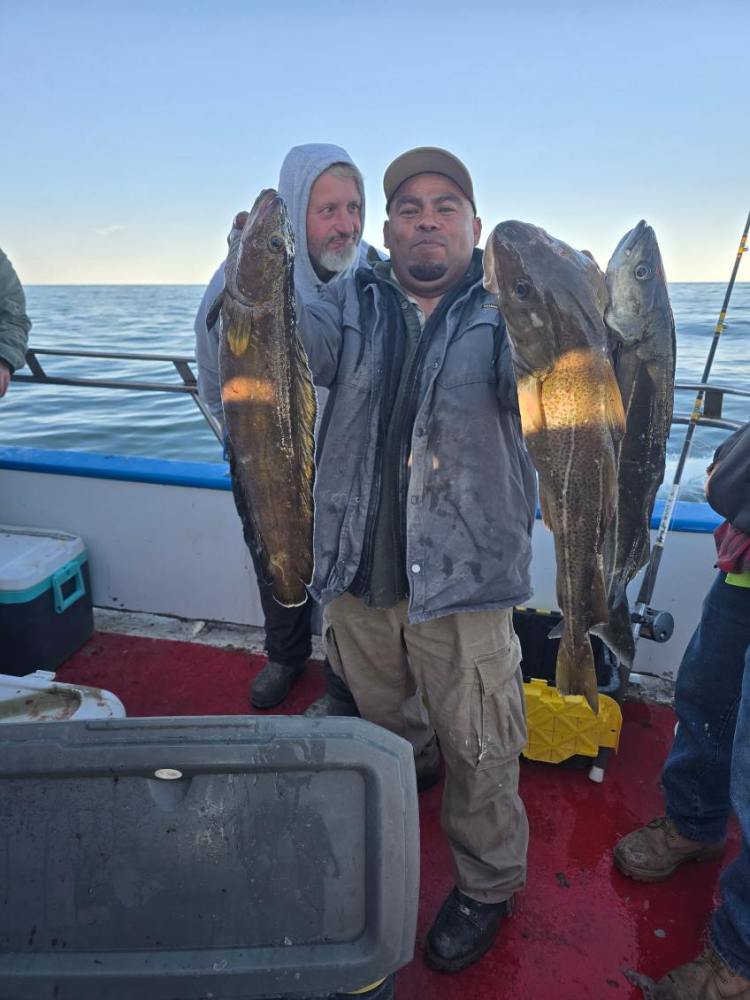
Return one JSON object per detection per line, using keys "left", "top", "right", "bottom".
{"left": 408, "top": 262, "right": 447, "bottom": 282}
{"left": 318, "top": 238, "right": 359, "bottom": 274}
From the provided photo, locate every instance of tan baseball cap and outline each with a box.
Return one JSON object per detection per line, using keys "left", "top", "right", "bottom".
{"left": 383, "top": 146, "right": 476, "bottom": 213}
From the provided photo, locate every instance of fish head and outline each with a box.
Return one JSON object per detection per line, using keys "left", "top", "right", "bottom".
{"left": 225, "top": 189, "right": 295, "bottom": 306}
{"left": 605, "top": 219, "right": 668, "bottom": 343}
{"left": 485, "top": 221, "right": 608, "bottom": 377}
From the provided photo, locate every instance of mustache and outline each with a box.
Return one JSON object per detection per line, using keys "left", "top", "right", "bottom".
{"left": 325, "top": 231, "right": 358, "bottom": 247}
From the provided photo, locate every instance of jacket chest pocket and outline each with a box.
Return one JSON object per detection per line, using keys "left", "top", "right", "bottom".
{"left": 436, "top": 312, "right": 502, "bottom": 389}
{"left": 336, "top": 322, "right": 371, "bottom": 388}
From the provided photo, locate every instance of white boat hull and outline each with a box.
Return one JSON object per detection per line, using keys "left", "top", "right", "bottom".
{"left": 0, "top": 447, "right": 720, "bottom": 686}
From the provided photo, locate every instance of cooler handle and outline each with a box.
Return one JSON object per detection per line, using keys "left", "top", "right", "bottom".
{"left": 52, "top": 560, "right": 85, "bottom": 614}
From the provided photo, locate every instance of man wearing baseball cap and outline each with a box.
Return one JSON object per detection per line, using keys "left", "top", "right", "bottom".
{"left": 298, "top": 147, "right": 536, "bottom": 973}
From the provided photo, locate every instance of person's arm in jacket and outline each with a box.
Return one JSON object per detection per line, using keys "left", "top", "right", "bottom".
{"left": 0, "top": 250, "right": 32, "bottom": 397}
{"left": 494, "top": 318, "right": 520, "bottom": 414}
{"left": 706, "top": 421, "right": 750, "bottom": 533}
{"left": 296, "top": 282, "right": 346, "bottom": 388}
{"left": 194, "top": 263, "right": 226, "bottom": 430}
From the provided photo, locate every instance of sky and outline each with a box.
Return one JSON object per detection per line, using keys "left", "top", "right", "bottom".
{"left": 2, "top": 0, "right": 749, "bottom": 284}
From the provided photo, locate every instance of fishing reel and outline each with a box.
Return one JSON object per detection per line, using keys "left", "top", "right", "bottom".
{"left": 631, "top": 606, "right": 674, "bottom": 643}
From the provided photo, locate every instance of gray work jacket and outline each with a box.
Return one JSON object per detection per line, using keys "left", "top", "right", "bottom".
{"left": 299, "top": 267, "right": 537, "bottom": 623}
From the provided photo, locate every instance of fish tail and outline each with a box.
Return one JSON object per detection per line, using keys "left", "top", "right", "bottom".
{"left": 591, "top": 593, "right": 635, "bottom": 669}
{"left": 556, "top": 632, "right": 599, "bottom": 714}
{"left": 603, "top": 359, "right": 626, "bottom": 439}
{"left": 271, "top": 570, "right": 309, "bottom": 608}
{"left": 227, "top": 446, "right": 308, "bottom": 608}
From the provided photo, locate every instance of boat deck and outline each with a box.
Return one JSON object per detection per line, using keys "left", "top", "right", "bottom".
{"left": 57, "top": 631, "right": 738, "bottom": 1000}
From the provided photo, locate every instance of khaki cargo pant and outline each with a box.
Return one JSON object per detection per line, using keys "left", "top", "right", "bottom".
{"left": 324, "top": 593, "right": 528, "bottom": 903}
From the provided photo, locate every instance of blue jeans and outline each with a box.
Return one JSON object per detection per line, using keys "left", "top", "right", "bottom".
{"left": 661, "top": 572, "right": 750, "bottom": 978}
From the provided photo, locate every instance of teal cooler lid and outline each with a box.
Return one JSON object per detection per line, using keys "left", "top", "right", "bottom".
{"left": 0, "top": 526, "right": 88, "bottom": 609}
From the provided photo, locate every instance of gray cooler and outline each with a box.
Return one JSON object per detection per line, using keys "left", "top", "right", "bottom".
{"left": 0, "top": 716, "right": 420, "bottom": 999}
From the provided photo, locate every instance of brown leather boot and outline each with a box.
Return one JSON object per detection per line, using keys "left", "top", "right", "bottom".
{"left": 614, "top": 816, "right": 725, "bottom": 882}
{"left": 653, "top": 948, "right": 750, "bottom": 999}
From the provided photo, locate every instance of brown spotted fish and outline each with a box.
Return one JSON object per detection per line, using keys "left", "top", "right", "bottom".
{"left": 220, "top": 189, "right": 316, "bottom": 607}
{"left": 484, "top": 221, "right": 626, "bottom": 712}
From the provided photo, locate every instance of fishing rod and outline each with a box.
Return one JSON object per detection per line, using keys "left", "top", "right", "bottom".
{"left": 632, "top": 207, "right": 750, "bottom": 635}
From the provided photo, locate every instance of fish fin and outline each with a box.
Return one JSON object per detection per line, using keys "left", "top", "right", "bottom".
{"left": 628, "top": 530, "right": 651, "bottom": 577}
{"left": 591, "top": 562, "right": 610, "bottom": 630}
{"left": 539, "top": 486, "right": 556, "bottom": 533}
{"left": 205, "top": 291, "right": 224, "bottom": 331}
{"left": 516, "top": 374, "right": 546, "bottom": 437}
{"left": 289, "top": 306, "right": 317, "bottom": 590}
{"left": 547, "top": 619, "right": 564, "bottom": 640}
{"left": 597, "top": 430, "right": 621, "bottom": 540}
{"left": 225, "top": 305, "right": 253, "bottom": 356}
{"left": 591, "top": 594, "right": 635, "bottom": 669}
{"left": 556, "top": 634, "right": 599, "bottom": 714}
{"left": 581, "top": 249, "right": 599, "bottom": 266}
{"left": 603, "top": 361, "right": 626, "bottom": 440}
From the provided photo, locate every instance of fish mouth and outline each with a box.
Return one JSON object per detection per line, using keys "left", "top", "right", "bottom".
{"left": 494, "top": 220, "right": 551, "bottom": 247}
{"left": 619, "top": 219, "right": 654, "bottom": 257}
{"left": 246, "top": 188, "right": 282, "bottom": 230}
{"left": 487, "top": 228, "right": 525, "bottom": 289}
{"left": 230, "top": 188, "right": 290, "bottom": 300}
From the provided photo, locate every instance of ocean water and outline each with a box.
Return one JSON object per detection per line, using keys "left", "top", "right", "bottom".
{"left": 2, "top": 283, "right": 749, "bottom": 501}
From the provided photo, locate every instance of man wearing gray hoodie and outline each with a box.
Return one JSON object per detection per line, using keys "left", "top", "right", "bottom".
{"left": 194, "top": 144, "right": 373, "bottom": 711}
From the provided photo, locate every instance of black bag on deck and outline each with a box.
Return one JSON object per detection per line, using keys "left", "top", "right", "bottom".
{"left": 0, "top": 716, "right": 419, "bottom": 999}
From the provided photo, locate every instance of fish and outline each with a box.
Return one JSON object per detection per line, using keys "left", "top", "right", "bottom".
{"left": 220, "top": 189, "right": 317, "bottom": 607}
{"left": 601, "top": 220, "right": 676, "bottom": 667}
{"left": 484, "top": 221, "right": 626, "bottom": 712}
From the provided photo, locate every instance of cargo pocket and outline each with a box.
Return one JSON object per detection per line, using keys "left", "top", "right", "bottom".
{"left": 474, "top": 637, "right": 527, "bottom": 770}
{"left": 323, "top": 621, "right": 348, "bottom": 688}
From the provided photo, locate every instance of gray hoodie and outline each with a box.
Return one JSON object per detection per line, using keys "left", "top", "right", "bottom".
{"left": 194, "top": 143, "right": 371, "bottom": 428}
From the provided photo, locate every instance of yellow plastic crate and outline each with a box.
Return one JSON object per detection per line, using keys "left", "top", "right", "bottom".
{"left": 522, "top": 678, "right": 622, "bottom": 764}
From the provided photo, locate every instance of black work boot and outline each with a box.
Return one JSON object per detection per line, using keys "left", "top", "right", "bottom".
{"left": 250, "top": 660, "right": 305, "bottom": 709}
{"left": 303, "top": 693, "right": 360, "bottom": 718}
{"left": 425, "top": 887, "right": 511, "bottom": 972}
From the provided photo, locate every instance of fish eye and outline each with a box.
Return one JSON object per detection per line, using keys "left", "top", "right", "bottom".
{"left": 634, "top": 262, "right": 652, "bottom": 280}
{"left": 514, "top": 279, "right": 532, "bottom": 300}
{"left": 267, "top": 233, "right": 284, "bottom": 252}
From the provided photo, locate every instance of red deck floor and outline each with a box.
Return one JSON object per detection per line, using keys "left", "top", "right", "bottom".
{"left": 58, "top": 632, "right": 739, "bottom": 1000}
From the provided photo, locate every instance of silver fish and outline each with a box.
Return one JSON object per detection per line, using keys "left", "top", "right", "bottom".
{"left": 601, "top": 220, "right": 676, "bottom": 667}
